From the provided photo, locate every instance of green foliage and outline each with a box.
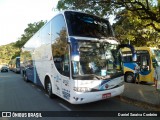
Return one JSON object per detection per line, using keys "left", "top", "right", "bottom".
{"left": 57, "top": 0, "right": 112, "bottom": 17}
{"left": 14, "top": 20, "right": 46, "bottom": 48}
{"left": 0, "top": 43, "right": 20, "bottom": 64}
{"left": 113, "top": 9, "right": 160, "bottom": 47}
{"left": 0, "top": 20, "right": 46, "bottom": 64}
{"left": 57, "top": 0, "right": 160, "bottom": 47}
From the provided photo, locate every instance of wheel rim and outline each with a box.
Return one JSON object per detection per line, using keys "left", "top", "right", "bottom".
{"left": 126, "top": 75, "right": 133, "bottom": 82}
{"left": 47, "top": 82, "right": 52, "bottom": 95}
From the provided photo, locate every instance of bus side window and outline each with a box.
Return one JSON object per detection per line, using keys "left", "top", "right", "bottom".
{"left": 51, "top": 14, "right": 70, "bottom": 77}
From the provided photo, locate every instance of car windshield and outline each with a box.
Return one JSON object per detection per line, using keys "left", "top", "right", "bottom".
{"left": 65, "top": 11, "right": 113, "bottom": 38}
{"left": 72, "top": 41, "right": 123, "bottom": 80}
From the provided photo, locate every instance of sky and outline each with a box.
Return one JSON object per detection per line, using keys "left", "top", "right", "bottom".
{"left": 0, "top": 0, "right": 59, "bottom": 46}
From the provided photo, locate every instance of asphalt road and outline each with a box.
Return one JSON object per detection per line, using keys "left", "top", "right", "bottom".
{"left": 0, "top": 71, "right": 159, "bottom": 120}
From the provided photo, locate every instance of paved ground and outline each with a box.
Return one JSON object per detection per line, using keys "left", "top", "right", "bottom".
{"left": 119, "top": 83, "right": 160, "bottom": 111}
{"left": 0, "top": 71, "right": 160, "bottom": 119}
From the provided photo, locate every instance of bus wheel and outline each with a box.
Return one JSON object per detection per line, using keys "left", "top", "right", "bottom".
{"left": 24, "top": 73, "right": 29, "bottom": 82}
{"left": 45, "top": 80, "right": 54, "bottom": 98}
{"left": 125, "top": 73, "right": 135, "bottom": 83}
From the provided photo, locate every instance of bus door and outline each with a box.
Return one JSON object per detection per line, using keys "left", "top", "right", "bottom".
{"left": 52, "top": 44, "right": 71, "bottom": 99}
{"left": 61, "top": 54, "right": 71, "bottom": 101}
{"left": 52, "top": 57, "right": 63, "bottom": 96}
{"left": 139, "top": 53, "right": 151, "bottom": 82}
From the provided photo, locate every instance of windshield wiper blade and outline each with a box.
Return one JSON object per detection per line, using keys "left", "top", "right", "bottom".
{"left": 98, "top": 36, "right": 117, "bottom": 40}
{"left": 91, "top": 74, "right": 111, "bottom": 80}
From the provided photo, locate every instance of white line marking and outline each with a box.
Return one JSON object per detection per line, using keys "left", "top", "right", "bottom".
{"left": 59, "top": 103, "right": 72, "bottom": 111}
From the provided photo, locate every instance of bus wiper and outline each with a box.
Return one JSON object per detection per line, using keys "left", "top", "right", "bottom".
{"left": 91, "top": 74, "right": 111, "bottom": 80}
{"left": 91, "top": 74, "right": 101, "bottom": 80}
{"left": 98, "top": 36, "right": 117, "bottom": 40}
{"left": 73, "top": 74, "right": 111, "bottom": 80}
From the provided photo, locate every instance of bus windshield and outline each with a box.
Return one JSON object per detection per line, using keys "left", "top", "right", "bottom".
{"left": 65, "top": 11, "right": 113, "bottom": 38}
{"left": 72, "top": 41, "right": 123, "bottom": 80}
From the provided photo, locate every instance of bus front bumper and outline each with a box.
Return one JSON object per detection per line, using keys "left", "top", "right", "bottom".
{"left": 69, "top": 84, "right": 124, "bottom": 104}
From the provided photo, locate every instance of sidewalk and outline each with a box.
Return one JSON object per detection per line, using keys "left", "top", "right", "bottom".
{"left": 120, "top": 83, "right": 160, "bottom": 109}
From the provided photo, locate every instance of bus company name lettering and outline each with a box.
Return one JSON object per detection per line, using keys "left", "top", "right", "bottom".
{"left": 63, "top": 79, "right": 69, "bottom": 86}
{"left": 54, "top": 75, "right": 61, "bottom": 82}
{"left": 62, "top": 88, "right": 70, "bottom": 100}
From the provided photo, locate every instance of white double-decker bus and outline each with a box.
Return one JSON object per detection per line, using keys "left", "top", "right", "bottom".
{"left": 21, "top": 10, "right": 136, "bottom": 104}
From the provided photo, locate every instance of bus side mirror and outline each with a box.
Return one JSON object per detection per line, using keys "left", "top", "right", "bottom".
{"left": 132, "top": 53, "right": 137, "bottom": 62}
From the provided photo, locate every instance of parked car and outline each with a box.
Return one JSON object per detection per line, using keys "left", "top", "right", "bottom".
{"left": 1, "top": 66, "right": 8, "bottom": 72}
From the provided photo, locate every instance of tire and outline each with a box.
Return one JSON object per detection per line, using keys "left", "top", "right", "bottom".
{"left": 45, "top": 79, "right": 55, "bottom": 98}
{"left": 24, "top": 73, "right": 29, "bottom": 82}
{"left": 125, "top": 72, "right": 135, "bottom": 83}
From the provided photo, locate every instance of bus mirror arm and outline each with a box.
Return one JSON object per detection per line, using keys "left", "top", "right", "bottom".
{"left": 132, "top": 53, "right": 137, "bottom": 62}
{"left": 117, "top": 44, "right": 137, "bottom": 62}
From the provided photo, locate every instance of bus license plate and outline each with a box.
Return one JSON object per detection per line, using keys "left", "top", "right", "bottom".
{"left": 102, "top": 93, "right": 111, "bottom": 99}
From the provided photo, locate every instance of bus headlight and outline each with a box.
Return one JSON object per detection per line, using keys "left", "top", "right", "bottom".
{"left": 73, "top": 87, "right": 91, "bottom": 92}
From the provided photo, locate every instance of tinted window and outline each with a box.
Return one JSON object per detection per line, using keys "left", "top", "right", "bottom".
{"left": 21, "top": 50, "right": 33, "bottom": 68}
{"left": 65, "top": 11, "right": 113, "bottom": 38}
{"left": 51, "top": 15, "right": 67, "bottom": 43}
{"left": 41, "top": 22, "right": 51, "bottom": 44}
{"left": 123, "top": 54, "right": 132, "bottom": 63}
{"left": 123, "top": 50, "right": 150, "bottom": 70}
{"left": 51, "top": 15, "right": 69, "bottom": 76}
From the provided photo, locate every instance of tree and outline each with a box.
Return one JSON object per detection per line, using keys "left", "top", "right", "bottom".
{"left": 57, "top": 0, "right": 113, "bottom": 17}
{"left": 14, "top": 20, "right": 46, "bottom": 48}
{"left": 0, "top": 43, "right": 20, "bottom": 64}
{"left": 57, "top": 0, "right": 160, "bottom": 31}
{"left": 111, "top": 0, "right": 160, "bottom": 32}
{"left": 57, "top": 0, "right": 160, "bottom": 47}
{"left": 113, "top": 9, "right": 160, "bottom": 47}
{"left": 0, "top": 20, "right": 46, "bottom": 64}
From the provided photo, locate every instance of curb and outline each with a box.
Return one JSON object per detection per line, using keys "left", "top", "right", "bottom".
{"left": 116, "top": 96, "right": 160, "bottom": 111}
